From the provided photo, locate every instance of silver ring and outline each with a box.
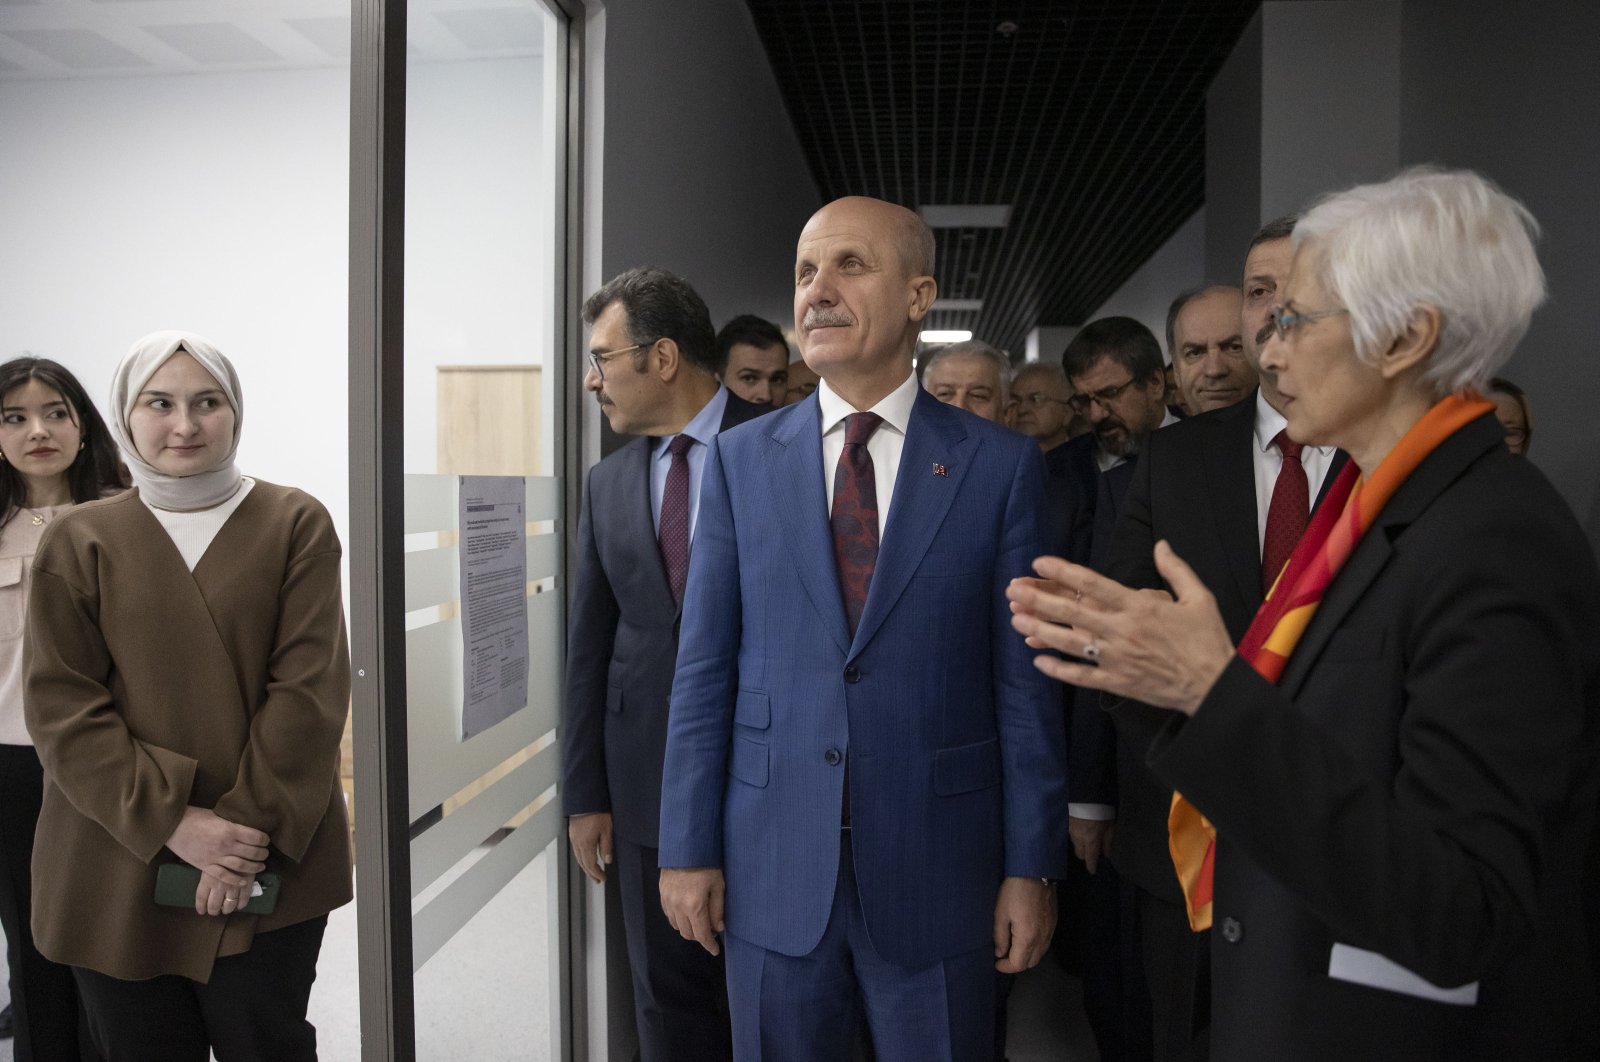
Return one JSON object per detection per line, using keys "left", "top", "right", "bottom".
{"left": 223, "top": 897, "right": 236, "bottom": 906}
{"left": 1082, "top": 641, "right": 1100, "bottom": 662}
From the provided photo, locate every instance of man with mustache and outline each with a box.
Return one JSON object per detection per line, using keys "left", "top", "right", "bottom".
{"left": 1093, "top": 215, "right": 1343, "bottom": 1062}
{"left": 658, "top": 196, "right": 1069, "bottom": 1061}
{"left": 563, "top": 266, "right": 763, "bottom": 1062}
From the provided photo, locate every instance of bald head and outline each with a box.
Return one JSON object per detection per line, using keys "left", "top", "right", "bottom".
{"left": 793, "top": 196, "right": 940, "bottom": 403}
{"left": 805, "top": 196, "right": 935, "bottom": 280}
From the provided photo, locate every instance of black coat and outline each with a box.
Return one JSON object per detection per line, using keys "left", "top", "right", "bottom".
{"left": 1104, "top": 396, "right": 1343, "bottom": 900}
{"left": 561, "top": 390, "right": 765, "bottom": 846}
{"left": 1115, "top": 413, "right": 1600, "bottom": 1060}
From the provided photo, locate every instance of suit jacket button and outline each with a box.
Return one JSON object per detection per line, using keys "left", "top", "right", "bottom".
{"left": 1220, "top": 917, "right": 1243, "bottom": 944}
{"left": 824, "top": 748, "right": 842, "bottom": 766}
{"left": 843, "top": 665, "right": 861, "bottom": 683}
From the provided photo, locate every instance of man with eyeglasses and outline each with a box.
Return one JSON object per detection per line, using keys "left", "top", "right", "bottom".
{"left": 1094, "top": 216, "right": 1345, "bottom": 1062}
{"left": 1011, "top": 361, "right": 1086, "bottom": 452}
{"left": 784, "top": 357, "right": 821, "bottom": 405}
{"left": 563, "top": 266, "right": 763, "bottom": 1062}
{"left": 1039, "top": 316, "right": 1175, "bottom": 1062}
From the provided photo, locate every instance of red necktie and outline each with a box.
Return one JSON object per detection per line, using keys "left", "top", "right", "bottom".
{"left": 658, "top": 433, "right": 695, "bottom": 607}
{"left": 831, "top": 412, "right": 883, "bottom": 635}
{"left": 1261, "top": 429, "right": 1309, "bottom": 593}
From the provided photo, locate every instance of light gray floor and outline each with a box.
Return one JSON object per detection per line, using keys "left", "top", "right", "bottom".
{"left": 1, "top": 853, "right": 1097, "bottom": 1062}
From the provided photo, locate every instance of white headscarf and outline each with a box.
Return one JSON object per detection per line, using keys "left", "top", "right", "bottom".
{"left": 109, "top": 330, "right": 244, "bottom": 511}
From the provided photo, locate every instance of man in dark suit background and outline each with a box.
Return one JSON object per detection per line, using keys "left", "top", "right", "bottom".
{"left": 1100, "top": 215, "right": 1343, "bottom": 1062}
{"left": 1045, "top": 317, "right": 1174, "bottom": 1062}
{"left": 563, "top": 266, "right": 763, "bottom": 1062}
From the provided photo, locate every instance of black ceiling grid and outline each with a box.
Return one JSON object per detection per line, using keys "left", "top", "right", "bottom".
{"left": 744, "top": 0, "right": 1261, "bottom": 356}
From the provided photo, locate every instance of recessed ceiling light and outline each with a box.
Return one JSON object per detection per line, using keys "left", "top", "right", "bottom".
{"left": 920, "top": 330, "right": 974, "bottom": 344}
{"left": 919, "top": 205, "right": 1011, "bottom": 229}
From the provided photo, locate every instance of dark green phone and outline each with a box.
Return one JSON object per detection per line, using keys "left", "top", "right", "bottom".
{"left": 154, "top": 864, "right": 280, "bottom": 915}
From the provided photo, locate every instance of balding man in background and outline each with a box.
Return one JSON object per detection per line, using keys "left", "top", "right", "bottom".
{"left": 1165, "top": 286, "right": 1253, "bottom": 415}
{"left": 1011, "top": 361, "right": 1085, "bottom": 453}
{"left": 659, "top": 196, "right": 1068, "bottom": 1061}
{"left": 921, "top": 339, "right": 1011, "bottom": 423}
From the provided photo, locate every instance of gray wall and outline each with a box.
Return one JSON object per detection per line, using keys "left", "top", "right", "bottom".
{"left": 1260, "top": 0, "right": 1401, "bottom": 221}
{"left": 1204, "top": 8, "right": 1263, "bottom": 283}
{"left": 1398, "top": 0, "right": 1600, "bottom": 548}
{"left": 600, "top": 0, "right": 820, "bottom": 331}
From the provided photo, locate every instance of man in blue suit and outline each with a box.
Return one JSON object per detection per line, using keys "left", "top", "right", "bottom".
{"left": 563, "top": 266, "right": 765, "bottom": 1061}
{"left": 658, "top": 196, "right": 1071, "bottom": 1060}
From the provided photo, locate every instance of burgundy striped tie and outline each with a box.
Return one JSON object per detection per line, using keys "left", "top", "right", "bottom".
{"left": 1262, "top": 429, "right": 1309, "bottom": 593}
{"left": 658, "top": 433, "right": 695, "bottom": 607}
{"left": 831, "top": 412, "right": 883, "bottom": 635}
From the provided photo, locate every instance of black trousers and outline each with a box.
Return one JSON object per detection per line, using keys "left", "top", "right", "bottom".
{"left": 1068, "top": 855, "right": 1153, "bottom": 1062}
{"left": 1137, "top": 887, "right": 1210, "bottom": 1062}
{"left": 0, "top": 742, "right": 98, "bottom": 1061}
{"left": 614, "top": 835, "right": 733, "bottom": 1062}
{"left": 72, "top": 914, "right": 327, "bottom": 1062}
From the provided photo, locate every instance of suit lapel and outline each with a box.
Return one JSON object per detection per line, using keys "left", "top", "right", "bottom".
{"left": 850, "top": 390, "right": 972, "bottom": 656}
{"left": 1206, "top": 403, "right": 1266, "bottom": 614}
{"left": 619, "top": 437, "right": 677, "bottom": 616}
{"left": 1281, "top": 416, "right": 1501, "bottom": 695}
{"left": 765, "top": 399, "right": 853, "bottom": 656}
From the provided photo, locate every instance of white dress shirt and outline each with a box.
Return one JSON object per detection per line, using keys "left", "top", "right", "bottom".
{"left": 1252, "top": 390, "right": 1336, "bottom": 548}
{"left": 818, "top": 373, "right": 918, "bottom": 533}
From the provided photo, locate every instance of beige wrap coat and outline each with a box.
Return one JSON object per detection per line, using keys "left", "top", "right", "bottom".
{"left": 24, "top": 482, "right": 352, "bottom": 982}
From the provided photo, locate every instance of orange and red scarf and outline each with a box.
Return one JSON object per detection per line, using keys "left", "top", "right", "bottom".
{"left": 1168, "top": 394, "right": 1494, "bottom": 932}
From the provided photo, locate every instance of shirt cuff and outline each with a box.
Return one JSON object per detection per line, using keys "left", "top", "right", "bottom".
{"left": 1069, "top": 802, "right": 1116, "bottom": 821}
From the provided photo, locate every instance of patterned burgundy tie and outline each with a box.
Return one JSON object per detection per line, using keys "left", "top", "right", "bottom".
{"left": 658, "top": 433, "right": 696, "bottom": 608}
{"left": 831, "top": 412, "right": 884, "bottom": 635}
{"left": 1261, "top": 429, "right": 1309, "bottom": 594}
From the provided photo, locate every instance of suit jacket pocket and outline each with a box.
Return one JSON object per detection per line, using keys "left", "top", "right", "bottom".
{"left": 606, "top": 686, "right": 624, "bottom": 714}
{"left": 728, "top": 736, "right": 769, "bottom": 788}
{"left": 734, "top": 689, "right": 770, "bottom": 729}
{"left": 933, "top": 738, "right": 1001, "bottom": 795}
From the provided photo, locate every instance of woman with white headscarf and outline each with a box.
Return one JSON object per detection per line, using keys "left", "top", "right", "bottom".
{"left": 23, "top": 331, "right": 352, "bottom": 1061}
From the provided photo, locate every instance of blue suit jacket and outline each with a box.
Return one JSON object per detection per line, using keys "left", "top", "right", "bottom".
{"left": 659, "top": 387, "right": 1070, "bottom": 968}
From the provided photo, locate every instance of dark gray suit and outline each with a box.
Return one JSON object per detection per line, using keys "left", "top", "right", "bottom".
{"left": 563, "top": 389, "right": 762, "bottom": 1062}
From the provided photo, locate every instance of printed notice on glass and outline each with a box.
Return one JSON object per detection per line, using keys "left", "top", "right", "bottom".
{"left": 459, "top": 476, "right": 528, "bottom": 740}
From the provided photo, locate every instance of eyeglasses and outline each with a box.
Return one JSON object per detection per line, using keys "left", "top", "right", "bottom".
{"left": 587, "top": 340, "right": 655, "bottom": 382}
{"left": 1066, "top": 377, "right": 1138, "bottom": 415}
{"left": 786, "top": 381, "right": 818, "bottom": 399}
{"left": 1268, "top": 305, "right": 1349, "bottom": 342}
{"left": 1017, "top": 392, "right": 1070, "bottom": 409}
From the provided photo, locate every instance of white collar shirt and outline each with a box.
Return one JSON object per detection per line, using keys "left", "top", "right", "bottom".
{"left": 1252, "top": 389, "right": 1337, "bottom": 552}
{"left": 818, "top": 372, "right": 918, "bottom": 536}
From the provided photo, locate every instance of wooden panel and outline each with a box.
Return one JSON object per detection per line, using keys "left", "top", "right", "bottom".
{"left": 437, "top": 366, "right": 543, "bottom": 476}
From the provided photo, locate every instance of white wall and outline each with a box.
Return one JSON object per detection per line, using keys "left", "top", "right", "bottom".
{"left": 0, "top": 53, "right": 558, "bottom": 547}
{"left": 0, "top": 66, "right": 351, "bottom": 536}
{"left": 1083, "top": 208, "right": 1208, "bottom": 357}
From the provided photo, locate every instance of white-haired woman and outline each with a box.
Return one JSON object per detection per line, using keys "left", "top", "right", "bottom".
{"left": 1009, "top": 168, "right": 1600, "bottom": 1060}
{"left": 24, "top": 332, "right": 351, "bottom": 1061}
